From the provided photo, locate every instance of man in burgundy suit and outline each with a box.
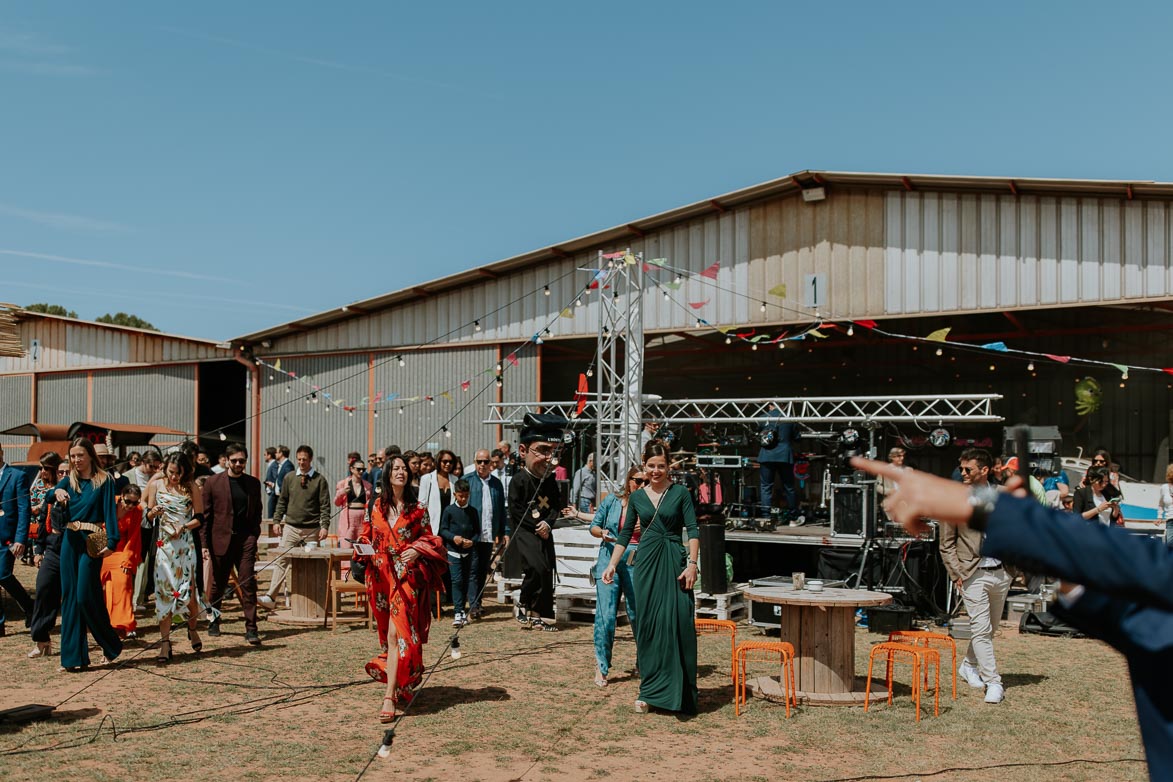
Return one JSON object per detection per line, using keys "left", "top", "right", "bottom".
{"left": 201, "top": 442, "right": 263, "bottom": 645}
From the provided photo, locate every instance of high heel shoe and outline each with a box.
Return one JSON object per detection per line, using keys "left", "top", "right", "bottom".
{"left": 594, "top": 665, "right": 608, "bottom": 688}
{"left": 157, "top": 639, "right": 173, "bottom": 663}
{"left": 28, "top": 641, "right": 51, "bottom": 658}
{"left": 378, "top": 697, "right": 402, "bottom": 724}
{"left": 187, "top": 627, "right": 202, "bottom": 653}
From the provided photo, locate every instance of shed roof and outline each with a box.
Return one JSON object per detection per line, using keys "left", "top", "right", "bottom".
{"left": 232, "top": 170, "right": 1173, "bottom": 346}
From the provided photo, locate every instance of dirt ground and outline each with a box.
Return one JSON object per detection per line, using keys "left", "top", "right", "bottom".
{"left": 0, "top": 564, "right": 1148, "bottom": 782}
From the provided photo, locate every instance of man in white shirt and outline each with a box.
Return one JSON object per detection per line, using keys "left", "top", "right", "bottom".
{"left": 467, "top": 449, "right": 507, "bottom": 620}
{"left": 939, "top": 447, "right": 1011, "bottom": 704}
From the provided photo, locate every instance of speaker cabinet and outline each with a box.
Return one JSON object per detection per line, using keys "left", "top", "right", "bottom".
{"left": 830, "top": 484, "right": 872, "bottom": 538}
{"left": 698, "top": 522, "right": 727, "bottom": 595}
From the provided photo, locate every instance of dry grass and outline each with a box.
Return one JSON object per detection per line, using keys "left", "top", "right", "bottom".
{"left": 0, "top": 564, "right": 1148, "bottom": 782}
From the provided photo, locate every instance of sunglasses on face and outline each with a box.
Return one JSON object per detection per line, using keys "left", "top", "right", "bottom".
{"left": 1092, "top": 459, "right": 1106, "bottom": 464}
{"left": 475, "top": 459, "right": 491, "bottom": 465}
{"left": 632, "top": 478, "right": 648, "bottom": 485}
{"left": 228, "top": 458, "right": 247, "bottom": 465}
{"left": 440, "top": 459, "right": 453, "bottom": 464}
{"left": 960, "top": 466, "right": 980, "bottom": 474}
{"left": 122, "top": 500, "right": 140, "bottom": 507}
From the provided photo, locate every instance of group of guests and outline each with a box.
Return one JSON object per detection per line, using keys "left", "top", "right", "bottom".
{"left": 0, "top": 438, "right": 268, "bottom": 670}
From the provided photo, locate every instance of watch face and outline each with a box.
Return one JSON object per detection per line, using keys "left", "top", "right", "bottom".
{"left": 929, "top": 428, "right": 950, "bottom": 448}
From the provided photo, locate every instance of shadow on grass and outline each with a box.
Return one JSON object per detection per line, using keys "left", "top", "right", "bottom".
{"left": 0, "top": 706, "right": 101, "bottom": 736}
{"left": 409, "top": 685, "right": 511, "bottom": 715}
{"left": 1000, "top": 671, "right": 1048, "bottom": 688}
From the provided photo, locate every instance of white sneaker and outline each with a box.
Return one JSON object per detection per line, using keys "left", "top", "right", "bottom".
{"left": 984, "top": 682, "right": 1004, "bottom": 704}
{"left": 258, "top": 595, "right": 276, "bottom": 608}
{"left": 959, "top": 661, "right": 984, "bottom": 689}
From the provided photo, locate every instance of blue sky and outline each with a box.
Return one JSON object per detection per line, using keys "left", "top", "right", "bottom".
{"left": 2, "top": 2, "right": 1171, "bottom": 340}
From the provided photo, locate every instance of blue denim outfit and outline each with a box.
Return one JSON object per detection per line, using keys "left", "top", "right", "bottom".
{"left": 591, "top": 494, "right": 638, "bottom": 675}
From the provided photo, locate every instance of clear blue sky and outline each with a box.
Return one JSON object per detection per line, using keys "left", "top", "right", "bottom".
{"left": 2, "top": 2, "right": 1171, "bottom": 340}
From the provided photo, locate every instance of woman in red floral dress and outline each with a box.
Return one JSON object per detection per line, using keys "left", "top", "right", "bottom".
{"left": 359, "top": 455, "right": 447, "bottom": 722}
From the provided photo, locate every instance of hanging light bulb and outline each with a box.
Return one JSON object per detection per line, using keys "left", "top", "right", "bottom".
{"left": 324, "top": 403, "right": 331, "bottom": 412}
{"left": 398, "top": 407, "right": 404, "bottom": 415}
{"left": 543, "top": 285, "right": 551, "bottom": 296}
{"left": 495, "top": 362, "right": 502, "bottom": 373}
{"left": 443, "top": 426, "right": 452, "bottom": 438}
{"left": 673, "top": 274, "right": 681, "bottom": 284}
{"left": 218, "top": 431, "right": 227, "bottom": 441}
{"left": 268, "top": 374, "right": 274, "bottom": 381}
{"left": 1122, "top": 370, "right": 1130, "bottom": 381}
{"left": 347, "top": 410, "right": 354, "bottom": 417}
{"left": 312, "top": 393, "right": 319, "bottom": 404}
{"left": 695, "top": 318, "right": 703, "bottom": 328}
{"left": 586, "top": 366, "right": 593, "bottom": 377}
{"left": 575, "top": 298, "right": 583, "bottom": 307}
{"left": 495, "top": 375, "right": 503, "bottom": 388}
{"left": 847, "top": 324, "right": 854, "bottom": 336}
{"left": 663, "top": 291, "right": 670, "bottom": 301}
{"left": 474, "top": 320, "right": 481, "bottom": 331}
{"left": 935, "top": 348, "right": 943, "bottom": 356}
{"left": 397, "top": 355, "right": 405, "bottom": 368}
{"left": 759, "top": 302, "right": 766, "bottom": 313}
{"left": 305, "top": 395, "right": 311, "bottom": 405}
{"left": 725, "top": 336, "right": 732, "bottom": 345}
{"left": 429, "top": 397, "right": 435, "bottom": 406}
{"left": 1027, "top": 362, "right": 1035, "bottom": 371}
{"left": 535, "top": 335, "right": 544, "bottom": 345}
{"left": 989, "top": 364, "right": 996, "bottom": 371}
{"left": 751, "top": 344, "right": 758, "bottom": 351}
{"left": 778, "top": 341, "right": 786, "bottom": 349}
{"left": 373, "top": 410, "right": 379, "bottom": 418}
{"left": 543, "top": 327, "right": 551, "bottom": 336}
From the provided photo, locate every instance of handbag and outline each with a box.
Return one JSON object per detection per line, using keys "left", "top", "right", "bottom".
{"left": 350, "top": 555, "right": 368, "bottom": 584}
{"left": 86, "top": 529, "right": 108, "bottom": 559}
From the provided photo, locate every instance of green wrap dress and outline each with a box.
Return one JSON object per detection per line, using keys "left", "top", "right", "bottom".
{"left": 616, "top": 483, "right": 700, "bottom": 714}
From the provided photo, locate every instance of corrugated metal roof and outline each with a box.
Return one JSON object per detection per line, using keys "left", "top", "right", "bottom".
{"left": 232, "top": 170, "right": 1173, "bottom": 346}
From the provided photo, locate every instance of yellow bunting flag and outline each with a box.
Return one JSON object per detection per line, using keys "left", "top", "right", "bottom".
{"left": 624, "top": 252, "right": 636, "bottom": 265}
{"left": 926, "top": 327, "right": 951, "bottom": 343}
{"left": 808, "top": 330, "right": 828, "bottom": 339}
{"left": 560, "top": 308, "right": 574, "bottom": 319}
{"left": 441, "top": 391, "right": 453, "bottom": 402}
{"left": 768, "top": 283, "right": 787, "bottom": 298}
{"left": 273, "top": 359, "right": 282, "bottom": 371}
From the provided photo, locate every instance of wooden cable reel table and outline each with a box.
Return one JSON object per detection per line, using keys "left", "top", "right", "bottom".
{"left": 742, "top": 585, "right": 892, "bottom": 705}
{"left": 270, "top": 547, "right": 351, "bottom": 625}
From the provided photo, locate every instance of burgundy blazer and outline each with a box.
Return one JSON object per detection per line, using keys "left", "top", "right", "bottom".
{"left": 201, "top": 471, "right": 263, "bottom": 556}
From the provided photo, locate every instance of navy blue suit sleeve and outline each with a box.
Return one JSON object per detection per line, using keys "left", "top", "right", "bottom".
{"left": 1055, "top": 590, "right": 1173, "bottom": 656}
{"left": 982, "top": 494, "right": 1173, "bottom": 612}
{"left": 15, "top": 469, "right": 32, "bottom": 545}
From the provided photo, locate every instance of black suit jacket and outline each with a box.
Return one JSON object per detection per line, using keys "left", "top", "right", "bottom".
{"left": 201, "top": 471, "right": 263, "bottom": 556}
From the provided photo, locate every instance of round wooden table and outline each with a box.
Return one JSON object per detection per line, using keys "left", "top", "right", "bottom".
{"left": 742, "top": 585, "right": 892, "bottom": 706}
{"left": 271, "top": 547, "right": 350, "bottom": 625}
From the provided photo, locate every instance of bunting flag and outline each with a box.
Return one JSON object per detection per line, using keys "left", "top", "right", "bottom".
{"left": 699, "top": 262, "right": 720, "bottom": 279}
{"left": 648, "top": 257, "right": 667, "bottom": 265}
{"left": 461, "top": 380, "right": 470, "bottom": 391}
{"left": 1163, "top": 369, "right": 1173, "bottom": 376}
{"left": 273, "top": 359, "right": 282, "bottom": 371}
{"left": 664, "top": 280, "right": 683, "bottom": 290}
{"left": 768, "top": 283, "right": 787, "bottom": 298}
{"left": 925, "top": 327, "right": 951, "bottom": 342}
{"left": 1045, "top": 354, "right": 1071, "bottom": 363}
{"left": 374, "top": 391, "right": 383, "bottom": 402}
{"left": 601, "top": 250, "right": 626, "bottom": 260}
{"left": 312, "top": 384, "right": 321, "bottom": 391}
{"left": 854, "top": 320, "right": 877, "bottom": 329}
{"left": 688, "top": 299, "right": 710, "bottom": 309}
{"left": 1111, "top": 363, "right": 1129, "bottom": 376}
{"left": 440, "top": 390, "right": 453, "bottom": 402}
{"left": 624, "top": 252, "right": 637, "bottom": 265}
{"left": 560, "top": 308, "right": 574, "bottom": 318}
{"left": 808, "top": 330, "right": 829, "bottom": 339}
{"left": 506, "top": 352, "right": 519, "bottom": 367}
{"left": 574, "top": 372, "right": 589, "bottom": 416}
{"left": 769, "top": 332, "right": 789, "bottom": 343}
{"left": 981, "top": 342, "right": 1009, "bottom": 352}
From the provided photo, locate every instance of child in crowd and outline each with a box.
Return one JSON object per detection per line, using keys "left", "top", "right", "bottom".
{"left": 438, "top": 479, "right": 479, "bottom": 627}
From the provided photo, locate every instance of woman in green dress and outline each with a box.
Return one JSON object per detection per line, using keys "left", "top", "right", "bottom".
{"left": 602, "top": 441, "right": 700, "bottom": 714}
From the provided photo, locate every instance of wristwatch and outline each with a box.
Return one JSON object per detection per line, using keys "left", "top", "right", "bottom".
{"left": 967, "top": 484, "right": 999, "bottom": 530}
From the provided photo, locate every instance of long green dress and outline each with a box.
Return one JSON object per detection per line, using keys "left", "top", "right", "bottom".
{"left": 616, "top": 483, "right": 699, "bottom": 714}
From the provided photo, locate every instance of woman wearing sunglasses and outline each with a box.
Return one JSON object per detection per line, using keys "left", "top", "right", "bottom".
{"left": 334, "top": 459, "right": 372, "bottom": 550}
{"left": 101, "top": 484, "right": 144, "bottom": 638}
{"left": 565, "top": 466, "right": 645, "bottom": 688}
{"left": 418, "top": 449, "right": 456, "bottom": 535}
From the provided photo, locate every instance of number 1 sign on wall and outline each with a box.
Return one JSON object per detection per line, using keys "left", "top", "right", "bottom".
{"left": 803, "top": 273, "right": 827, "bottom": 310}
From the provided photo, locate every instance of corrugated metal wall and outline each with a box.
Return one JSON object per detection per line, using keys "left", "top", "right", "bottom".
{"left": 260, "top": 191, "right": 889, "bottom": 355}
{"left": 370, "top": 345, "right": 503, "bottom": 459}
{"left": 884, "top": 192, "right": 1173, "bottom": 315}
{"left": 36, "top": 372, "right": 88, "bottom": 423}
{"left": 0, "top": 316, "right": 230, "bottom": 374}
{"left": 0, "top": 374, "right": 33, "bottom": 431}
{"left": 254, "top": 344, "right": 537, "bottom": 480}
{"left": 92, "top": 366, "right": 197, "bottom": 435}
{"left": 258, "top": 353, "right": 373, "bottom": 483}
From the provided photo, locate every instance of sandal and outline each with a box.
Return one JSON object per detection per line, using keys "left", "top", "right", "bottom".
{"left": 187, "top": 627, "right": 203, "bottom": 653}
{"left": 594, "top": 666, "right": 608, "bottom": 688}
{"left": 378, "top": 697, "right": 402, "bottom": 724}
{"left": 157, "top": 639, "right": 173, "bottom": 663}
{"left": 28, "top": 641, "right": 51, "bottom": 658}
{"left": 634, "top": 700, "right": 649, "bottom": 713}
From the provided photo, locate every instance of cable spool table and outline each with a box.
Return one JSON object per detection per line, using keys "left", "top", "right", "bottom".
{"left": 270, "top": 547, "right": 351, "bottom": 624}
{"left": 742, "top": 585, "right": 892, "bottom": 706}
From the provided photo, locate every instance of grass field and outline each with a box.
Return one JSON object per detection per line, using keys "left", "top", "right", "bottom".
{"left": 0, "top": 564, "right": 1148, "bottom": 782}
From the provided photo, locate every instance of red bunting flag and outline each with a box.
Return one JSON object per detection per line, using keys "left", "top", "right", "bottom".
{"left": 688, "top": 299, "right": 710, "bottom": 309}
{"left": 699, "top": 262, "right": 720, "bottom": 279}
{"left": 574, "top": 373, "right": 589, "bottom": 416}
{"left": 506, "top": 352, "right": 519, "bottom": 367}
{"left": 735, "top": 328, "right": 756, "bottom": 339}
{"left": 374, "top": 391, "right": 383, "bottom": 403}
{"left": 854, "top": 320, "right": 877, "bottom": 329}
{"left": 1163, "top": 369, "right": 1173, "bottom": 376}
{"left": 602, "top": 250, "right": 625, "bottom": 260}
{"left": 461, "top": 380, "right": 471, "bottom": 392}
{"left": 1045, "top": 354, "right": 1071, "bottom": 363}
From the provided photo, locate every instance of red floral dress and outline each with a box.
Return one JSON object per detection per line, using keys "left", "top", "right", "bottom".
{"left": 360, "top": 501, "right": 447, "bottom": 704}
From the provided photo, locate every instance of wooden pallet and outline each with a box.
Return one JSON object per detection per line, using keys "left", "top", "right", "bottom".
{"left": 555, "top": 589, "right": 629, "bottom": 625}
{"left": 554, "top": 526, "right": 599, "bottom": 594}
{"left": 694, "top": 590, "right": 748, "bottom": 622}
{"left": 496, "top": 577, "right": 524, "bottom": 605}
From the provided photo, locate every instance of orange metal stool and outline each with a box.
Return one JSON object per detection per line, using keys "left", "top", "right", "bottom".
{"left": 695, "top": 618, "right": 739, "bottom": 679}
{"left": 888, "top": 630, "right": 958, "bottom": 699}
{"left": 734, "top": 640, "right": 796, "bottom": 717}
{"left": 865, "top": 642, "right": 940, "bottom": 721}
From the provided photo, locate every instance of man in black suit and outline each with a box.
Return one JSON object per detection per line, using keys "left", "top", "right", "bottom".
{"left": 201, "top": 442, "right": 263, "bottom": 645}
{"left": 856, "top": 456, "right": 1173, "bottom": 781}
{"left": 0, "top": 445, "right": 32, "bottom": 637}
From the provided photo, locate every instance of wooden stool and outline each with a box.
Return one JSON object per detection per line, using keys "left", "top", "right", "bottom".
{"left": 734, "top": 641, "right": 796, "bottom": 717}
{"left": 865, "top": 642, "right": 940, "bottom": 721}
{"left": 695, "top": 618, "right": 738, "bottom": 679}
{"left": 888, "top": 630, "right": 958, "bottom": 699}
{"left": 325, "top": 577, "right": 370, "bottom": 631}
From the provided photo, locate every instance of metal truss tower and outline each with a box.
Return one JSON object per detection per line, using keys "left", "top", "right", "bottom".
{"left": 593, "top": 249, "right": 644, "bottom": 497}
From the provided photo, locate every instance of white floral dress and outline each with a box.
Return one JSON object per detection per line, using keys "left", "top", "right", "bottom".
{"left": 153, "top": 485, "right": 220, "bottom": 623}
